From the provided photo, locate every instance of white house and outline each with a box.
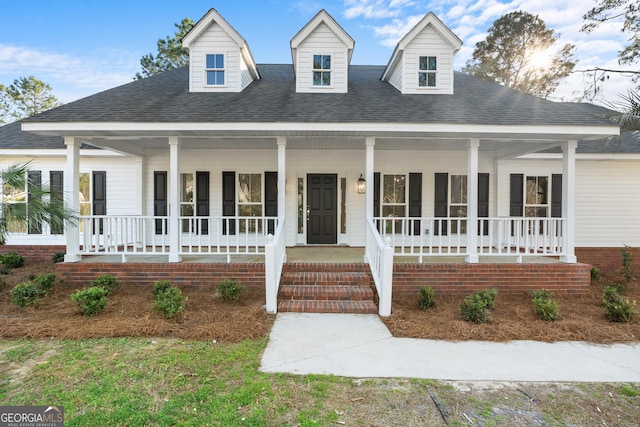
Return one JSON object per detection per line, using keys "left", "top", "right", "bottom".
{"left": 2, "top": 9, "right": 637, "bottom": 315}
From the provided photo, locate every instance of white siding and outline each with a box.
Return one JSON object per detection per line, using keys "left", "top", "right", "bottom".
{"left": 499, "top": 158, "right": 640, "bottom": 248}
{"left": 402, "top": 26, "right": 454, "bottom": 94}
{"left": 0, "top": 154, "right": 140, "bottom": 245}
{"left": 189, "top": 22, "right": 243, "bottom": 92}
{"left": 388, "top": 60, "right": 403, "bottom": 92}
{"left": 295, "top": 23, "right": 349, "bottom": 93}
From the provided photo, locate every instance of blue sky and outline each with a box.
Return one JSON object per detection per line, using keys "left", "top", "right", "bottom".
{"left": 0, "top": 0, "right": 635, "bottom": 105}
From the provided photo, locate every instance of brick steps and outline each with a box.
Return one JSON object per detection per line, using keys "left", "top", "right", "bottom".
{"left": 278, "top": 264, "right": 377, "bottom": 314}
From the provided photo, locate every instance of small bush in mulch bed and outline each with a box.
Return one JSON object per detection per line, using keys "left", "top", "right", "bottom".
{"left": 217, "top": 278, "right": 244, "bottom": 301}
{"left": 0, "top": 252, "right": 25, "bottom": 269}
{"left": 417, "top": 286, "right": 436, "bottom": 310}
{"left": 10, "top": 282, "right": 41, "bottom": 308}
{"left": 152, "top": 280, "right": 172, "bottom": 296}
{"left": 32, "top": 273, "right": 59, "bottom": 295}
{"left": 70, "top": 287, "right": 109, "bottom": 316}
{"left": 602, "top": 285, "right": 637, "bottom": 323}
{"left": 460, "top": 289, "right": 497, "bottom": 324}
{"left": 531, "top": 289, "right": 561, "bottom": 321}
{"left": 51, "top": 251, "right": 66, "bottom": 263}
{"left": 92, "top": 274, "right": 120, "bottom": 296}
{"left": 153, "top": 286, "right": 187, "bottom": 319}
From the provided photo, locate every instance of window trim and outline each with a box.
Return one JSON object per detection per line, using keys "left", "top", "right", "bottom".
{"left": 312, "top": 54, "right": 332, "bottom": 87}
{"left": 524, "top": 175, "right": 549, "bottom": 218}
{"left": 418, "top": 55, "right": 438, "bottom": 88}
{"left": 381, "top": 174, "right": 407, "bottom": 233}
{"left": 205, "top": 53, "right": 226, "bottom": 86}
{"left": 238, "top": 172, "right": 263, "bottom": 233}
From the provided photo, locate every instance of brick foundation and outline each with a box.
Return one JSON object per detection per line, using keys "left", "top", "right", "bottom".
{"left": 576, "top": 247, "right": 640, "bottom": 276}
{"left": 392, "top": 262, "right": 591, "bottom": 296}
{"left": 56, "top": 262, "right": 266, "bottom": 289}
{"left": 0, "top": 245, "right": 66, "bottom": 262}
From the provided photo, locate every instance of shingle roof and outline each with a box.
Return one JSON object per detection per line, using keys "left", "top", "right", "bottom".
{"left": 0, "top": 121, "right": 65, "bottom": 149}
{"left": 23, "top": 64, "right": 616, "bottom": 127}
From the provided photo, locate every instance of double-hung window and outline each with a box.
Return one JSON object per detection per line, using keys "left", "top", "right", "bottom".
{"left": 525, "top": 176, "right": 548, "bottom": 217}
{"left": 180, "top": 173, "right": 194, "bottom": 232}
{"left": 2, "top": 175, "right": 27, "bottom": 233}
{"left": 312, "top": 54, "right": 331, "bottom": 86}
{"left": 449, "top": 175, "right": 467, "bottom": 233}
{"left": 205, "top": 54, "right": 225, "bottom": 86}
{"left": 382, "top": 174, "right": 406, "bottom": 233}
{"left": 238, "top": 173, "right": 262, "bottom": 233}
{"left": 418, "top": 56, "right": 437, "bottom": 87}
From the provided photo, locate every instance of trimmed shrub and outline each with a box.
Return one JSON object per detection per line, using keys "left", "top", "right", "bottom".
{"left": 32, "top": 273, "right": 58, "bottom": 295}
{"left": 217, "top": 278, "right": 244, "bottom": 301}
{"left": 418, "top": 286, "right": 436, "bottom": 310}
{"left": 153, "top": 286, "right": 187, "bottom": 318}
{"left": 606, "top": 280, "right": 627, "bottom": 295}
{"left": 0, "top": 266, "right": 9, "bottom": 275}
{"left": 152, "top": 280, "right": 172, "bottom": 296}
{"left": 590, "top": 266, "right": 601, "bottom": 282}
{"left": 0, "top": 252, "right": 25, "bottom": 269}
{"left": 460, "top": 289, "right": 497, "bottom": 324}
{"left": 51, "top": 251, "right": 66, "bottom": 263}
{"left": 622, "top": 245, "right": 634, "bottom": 282}
{"left": 531, "top": 289, "right": 561, "bottom": 321}
{"left": 602, "top": 285, "right": 637, "bottom": 323}
{"left": 70, "top": 287, "right": 108, "bottom": 316}
{"left": 10, "top": 282, "right": 40, "bottom": 308}
{"left": 92, "top": 274, "right": 120, "bottom": 295}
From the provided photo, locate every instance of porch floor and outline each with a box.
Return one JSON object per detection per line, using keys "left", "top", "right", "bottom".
{"left": 75, "top": 246, "right": 562, "bottom": 264}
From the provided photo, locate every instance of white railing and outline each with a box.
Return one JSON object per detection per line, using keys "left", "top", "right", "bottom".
{"left": 374, "top": 216, "right": 566, "bottom": 261}
{"left": 78, "top": 215, "right": 279, "bottom": 261}
{"left": 265, "top": 218, "right": 286, "bottom": 314}
{"left": 365, "top": 218, "right": 393, "bottom": 316}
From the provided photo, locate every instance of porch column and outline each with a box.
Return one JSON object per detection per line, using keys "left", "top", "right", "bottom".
{"left": 168, "top": 137, "right": 181, "bottom": 263}
{"left": 561, "top": 140, "right": 577, "bottom": 263}
{"left": 466, "top": 139, "right": 479, "bottom": 263}
{"left": 277, "top": 137, "right": 286, "bottom": 222}
{"left": 135, "top": 157, "right": 145, "bottom": 215}
{"left": 365, "top": 137, "right": 375, "bottom": 220}
{"left": 64, "top": 137, "right": 81, "bottom": 262}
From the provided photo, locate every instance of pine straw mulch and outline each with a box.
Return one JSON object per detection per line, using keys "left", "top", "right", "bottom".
{"left": 0, "top": 259, "right": 273, "bottom": 343}
{"left": 1, "top": 259, "right": 639, "bottom": 344}
{"left": 382, "top": 276, "right": 640, "bottom": 344}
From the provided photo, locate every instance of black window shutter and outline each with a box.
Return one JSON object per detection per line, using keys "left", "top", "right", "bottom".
{"left": 408, "top": 173, "right": 422, "bottom": 235}
{"left": 27, "top": 171, "right": 42, "bottom": 234}
{"left": 551, "top": 174, "right": 562, "bottom": 218}
{"left": 373, "top": 172, "right": 380, "bottom": 230}
{"left": 478, "top": 173, "right": 489, "bottom": 236}
{"left": 92, "top": 171, "right": 107, "bottom": 234}
{"left": 434, "top": 173, "right": 448, "bottom": 235}
{"left": 49, "top": 171, "right": 64, "bottom": 234}
{"left": 196, "top": 171, "right": 210, "bottom": 235}
{"left": 264, "top": 171, "right": 278, "bottom": 234}
{"left": 153, "top": 171, "right": 167, "bottom": 234}
{"left": 222, "top": 171, "right": 236, "bottom": 235}
{"left": 509, "top": 174, "right": 524, "bottom": 216}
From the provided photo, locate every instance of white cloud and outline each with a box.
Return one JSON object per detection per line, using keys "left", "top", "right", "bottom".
{"left": 371, "top": 14, "right": 424, "bottom": 47}
{"left": 0, "top": 44, "right": 137, "bottom": 103}
{"left": 343, "top": 0, "right": 412, "bottom": 19}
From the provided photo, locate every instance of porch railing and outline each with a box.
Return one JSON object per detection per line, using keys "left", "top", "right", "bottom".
{"left": 374, "top": 216, "right": 565, "bottom": 261}
{"left": 265, "top": 218, "right": 286, "bottom": 314}
{"left": 78, "top": 215, "right": 279, "bottom": 261}
{"left": 365, "top": 218, "right": 393, "bottom": 316}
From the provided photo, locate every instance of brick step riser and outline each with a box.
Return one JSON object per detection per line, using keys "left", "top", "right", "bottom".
{"left": 280, "top": 273, "right": 372, "bottom": 287}
{"left": 279, "top": 285, "right": 374, "bottom": 301}
{"left": 277, "top": 300, "right": 378, "bottom": 314}
{"left": 283, "top": 263, "right": 370, "bottom": 273}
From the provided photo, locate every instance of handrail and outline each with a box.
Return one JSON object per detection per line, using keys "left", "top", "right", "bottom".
{"left": 365, "top": 219, "right": 393, "bottom": 316}
{"left": 265, "top": 217, "right": 286, "bottom": 314}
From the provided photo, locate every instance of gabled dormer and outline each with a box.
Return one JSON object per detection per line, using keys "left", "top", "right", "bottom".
{"left": 182, "top": 8, "right": 259, "bottom": 92}
{"left": 381, "top": 12, "right": 462, "bottom": 95}
{"left": 290, "top": 10, "right": 355, "bottom": 93}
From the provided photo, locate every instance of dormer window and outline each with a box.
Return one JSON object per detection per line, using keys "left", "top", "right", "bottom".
{"left": 312, "top": 55, "right": 331, "bottom": 86}
{"left": 418, "top": 56, "right": 437, "bottom": 87}
{"left": 206, "top": 54, "right": 225, "bottom": 86}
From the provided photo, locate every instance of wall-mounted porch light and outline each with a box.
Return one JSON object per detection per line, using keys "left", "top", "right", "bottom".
{"left": 357, "top": 174, "right": 366, "bottom": 194}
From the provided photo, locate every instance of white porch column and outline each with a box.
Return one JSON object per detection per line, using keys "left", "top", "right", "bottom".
{"left": 64, "top": 137, "right": 81, "bottom": 262}
{"left": 561, "top": 140, "right": 577, "bottom": 263}
{"left": 168, "top": 137, "right": 182, "bottom": 263}
{"left": 277, "top": 137, "right": 286, "bottom": 221}
{"left": 466, "top": 139, "right": 480, "bottom": 263}
{"left": 135, "top": 157, "right": 145, "bottom": 215}
{"left": 365, "top": 137, "right": 375, "bottom": 220}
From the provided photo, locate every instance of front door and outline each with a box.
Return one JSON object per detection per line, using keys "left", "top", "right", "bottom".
{"left": 307, "top": 174, "right": 337, "bottom": 244}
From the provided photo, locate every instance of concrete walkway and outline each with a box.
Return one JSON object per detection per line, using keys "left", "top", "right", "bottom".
{"left": 260, "top": 313, "right": 640, "bottom": 382}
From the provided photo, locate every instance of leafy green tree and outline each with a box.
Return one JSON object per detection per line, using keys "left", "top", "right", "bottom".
{"left": 464, "top": 11, "right": 577, "bottom": 99}
{"left": 583, "top": 0, "right": 639, "bottom": 66}
{"left": 135, "top": 18, "right": 194, "bottom": 79}
{"left": 0, "top": 84, "right": 11, "bottom": 124}
{"left": 0, "top": 163, "right": 77, "bottom": 245}
{"left": 3, "top": 76, "right": 62, "bottom": 121}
